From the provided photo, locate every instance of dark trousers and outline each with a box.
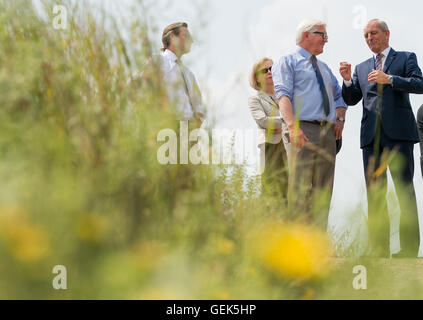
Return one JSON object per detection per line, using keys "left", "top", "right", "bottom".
{"left": 363, "top": 128, "right": 420, "bottom": 257}
{"left": 262, "top": 142, "right": 288, "bottom": 202}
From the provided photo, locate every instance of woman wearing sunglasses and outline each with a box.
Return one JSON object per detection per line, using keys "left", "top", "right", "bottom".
{"left": 249, "top": 58, "right": 289, "bottom": 200}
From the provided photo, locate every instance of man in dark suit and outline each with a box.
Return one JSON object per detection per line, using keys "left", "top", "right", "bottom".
{"left": 340, "top": 19, "right": 423, "bottom": 258}
{"left": 418, "top": 105, "right": 423, "bottom": 177}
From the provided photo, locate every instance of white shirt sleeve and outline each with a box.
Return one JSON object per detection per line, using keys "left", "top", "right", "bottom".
{"left": 344, "top": 79, "right": 352, "bottom": 87}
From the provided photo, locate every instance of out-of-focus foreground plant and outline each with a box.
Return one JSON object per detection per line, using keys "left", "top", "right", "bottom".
{"left": 0, "top": 0, "right": 421, "bottom": 300}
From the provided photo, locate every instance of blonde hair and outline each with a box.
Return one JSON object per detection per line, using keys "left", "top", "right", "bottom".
{"left": 249, "top": 57, "right": 273, "bottom": 91}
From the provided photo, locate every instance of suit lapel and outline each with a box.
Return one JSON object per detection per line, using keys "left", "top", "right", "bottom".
{"left": 383, "top": 48, "right": 397, "bottom": 73}
{"left": 258, "top": 92, "right": 279, "bottom": 115}
{"left": 259, "top": 92, "right": 276, "bottom": 107}
{"left": 368, "top": 57, "right": 376, "bottom": 71}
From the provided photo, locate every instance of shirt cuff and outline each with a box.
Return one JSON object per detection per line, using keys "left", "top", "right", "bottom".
{"left": 344, "top": 79, "right": 352, "bottom": 87}
{"left": 389, "top": 75, "right": 394, "bottom": 87}
{"left": 275, "top": 92, "right": 292, "bottom": 102}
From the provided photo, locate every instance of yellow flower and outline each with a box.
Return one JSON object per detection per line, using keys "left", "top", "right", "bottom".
{"left": 0, "top": 206, "right": 49, "bottom": 263}
{"left": 7, "top": 224, "right": 49, "bottom": 262}
{"left": 131, "top": 241, "right": 163, "bottom": 271}
{"left": 300, "top": 288, "right": 315, "bottom": 300}
{"left": 206, "top": 235, "right": 236, "bottom": 256}
{"left": 212, "top": 289, "right": 232, "bottom": 300}
{"left": 252, "top": 222, "right": 333, "bottom": 281}
{"left": 138, "top": 287, "right": 187, "bottom": 300}
{"left": 215, "top": 237, "right": 235, "bottom": 255}
{"left": 75, "top": 214, "right": 109, "bottom": 243}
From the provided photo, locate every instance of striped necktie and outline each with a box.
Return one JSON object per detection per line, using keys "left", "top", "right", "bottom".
{"left": 375, "top": 54, "right": 384, "bottom": 71}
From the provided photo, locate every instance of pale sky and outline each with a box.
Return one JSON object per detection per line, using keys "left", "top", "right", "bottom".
{"left": 100, "top": 0, "right": 423, "bottom": 254}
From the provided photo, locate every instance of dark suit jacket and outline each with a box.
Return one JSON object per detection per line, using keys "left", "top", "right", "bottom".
{"left": 342, "top": 48, "right": 423, "bottom": 148}
{"left": 418, "top": 105, "right": 423, "bottom": 172}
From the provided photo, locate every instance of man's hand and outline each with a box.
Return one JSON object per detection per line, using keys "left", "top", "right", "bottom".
{"left": 334, "top": 120, "right": 344, "bottom": 140}
{"left": 368, "top": 70, "right": 391, "bottom": 84}
{"left": 339, "top": 62, "right": 352, "bottom": 81}
{"left": 289, "top": 127, "right": 309, "bottom": 149}
{"left": 334, "top": 107, "right": 346, "bottom": 140}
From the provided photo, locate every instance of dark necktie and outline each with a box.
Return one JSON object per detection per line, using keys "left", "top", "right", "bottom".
{"left": 311, "top": 55, "right": 330, "bottom": 116}
{"left": 175, "top": 59, "right": 197, "bottom": 118}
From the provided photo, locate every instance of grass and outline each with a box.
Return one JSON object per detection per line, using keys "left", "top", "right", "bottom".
{"left": 0, "top": 0, "right": 421, "bottom": 300}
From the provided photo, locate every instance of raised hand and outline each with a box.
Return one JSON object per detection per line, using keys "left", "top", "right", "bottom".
{"left": 339, "top": 62, "right": 352, "bottom": 81}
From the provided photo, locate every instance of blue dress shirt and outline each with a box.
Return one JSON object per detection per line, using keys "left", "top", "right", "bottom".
{"left": 273, "top": 46, "right": 346, "bottom": 122}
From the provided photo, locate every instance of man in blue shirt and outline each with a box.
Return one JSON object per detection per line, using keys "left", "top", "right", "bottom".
{"left": 273, "top": 19, "right": 347, "bottom": 228}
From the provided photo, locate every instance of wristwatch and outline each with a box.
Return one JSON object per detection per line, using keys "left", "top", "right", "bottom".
{"left": 388, "top": 75, "right": 394, "bottom": 85}
{"left": 336, "top": 117, "right": 345, "bottom": 122}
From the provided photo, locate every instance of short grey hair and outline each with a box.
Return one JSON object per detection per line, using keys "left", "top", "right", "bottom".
{"left": 367, "top": 19, "right": 389, "bottom": 32}
{"left": 295, "top": 19, "right": 327, "bottom": 45}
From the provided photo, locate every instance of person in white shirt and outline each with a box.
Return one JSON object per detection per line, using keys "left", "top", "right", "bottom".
{"left": 158, "top": 22, "right": 204, "bottom": 125}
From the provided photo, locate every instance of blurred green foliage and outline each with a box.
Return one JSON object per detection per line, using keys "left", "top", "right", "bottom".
{"left": 0, "top": 0, "right": 422, "bottom": 300}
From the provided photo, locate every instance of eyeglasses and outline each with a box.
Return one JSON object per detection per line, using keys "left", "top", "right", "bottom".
{"left": 256, "top": 67, "right": 272, "bottom": 75}
{"left": 312, "top": 31, "right": 329, "bottom": 40}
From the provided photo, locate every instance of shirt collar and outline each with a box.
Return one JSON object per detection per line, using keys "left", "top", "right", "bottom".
{"left": 163, "top": 49, "right": 178, "bottom": 63}
{"left": 296, "top": 46, "right": 312, "bottom": 60}
{"left": 374, "top": 46, "right": 391, "bottom": 59}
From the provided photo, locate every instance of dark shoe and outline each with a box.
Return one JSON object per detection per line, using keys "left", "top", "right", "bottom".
{"left": 336, "top": 138, "right": 342, "bottom": 155}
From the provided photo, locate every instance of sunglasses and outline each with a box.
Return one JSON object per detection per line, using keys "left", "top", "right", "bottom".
{"left": 256, "top": 67, "right": 272, "bottom": 75}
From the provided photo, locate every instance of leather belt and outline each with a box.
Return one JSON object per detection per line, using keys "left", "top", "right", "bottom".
{"left": 300, "top": 120, "right": 334, "bottom": 127}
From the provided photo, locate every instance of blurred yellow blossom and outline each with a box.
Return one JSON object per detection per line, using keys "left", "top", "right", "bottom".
{"left": 300, "top": 288, "right": 315, "bottom": 300}
{"left": 212, "top": 289, "right": 232, "bottom": 300}
{"left": 74, "top": 213, "right": 109, "bottom": 243}
{"left": 0, "top": 206, "right": 49, "bottom": 263}
{"left": 214, "top": 237, "right": 235, "bottom": 255}
{"left": 131, "top": 241, "right": 163, "bottom": 271}
{"left": 138, "top": 286, "right": 188, "bottom": 300}
{"left": 251, "top": 222, "right": 333, "bottom": 281}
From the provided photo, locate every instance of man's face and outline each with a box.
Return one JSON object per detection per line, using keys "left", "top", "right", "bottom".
{"left": 306, "top": 25, "right": 328, "bottom": 56}
{"left": 364, "top": 21, "right": 390, "bottom": 54}
{"left": 173, "top": 27, "right": 193, "bottom": 54}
